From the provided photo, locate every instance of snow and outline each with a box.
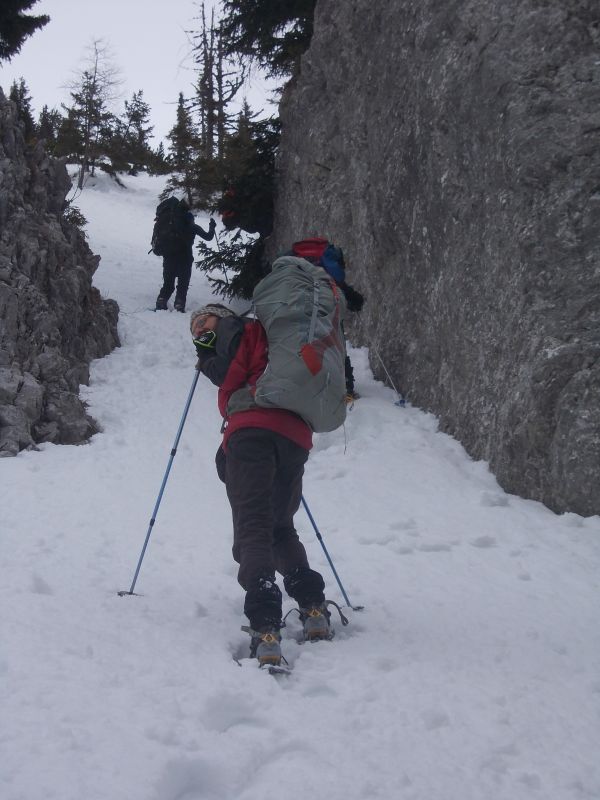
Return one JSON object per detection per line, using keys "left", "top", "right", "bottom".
{"left": 2, "top": 171, "right": 600, "bottom": 800}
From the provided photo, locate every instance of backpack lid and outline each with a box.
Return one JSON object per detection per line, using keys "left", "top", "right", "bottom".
{"left": 292, "top": 237, "right": 329, "bottom": 263}
{"left": 292, "top": 237, "right": 346, "bottom": 283}
{"left": 155, "top": 196, "right": 180, "bottom": 217}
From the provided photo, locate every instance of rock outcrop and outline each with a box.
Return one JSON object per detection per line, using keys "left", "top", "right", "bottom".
{"left": 0, "top": 88, "right": 119, "bottom": 455}
{"left": 271, "top": 0, "right": 600, "bottom": 515}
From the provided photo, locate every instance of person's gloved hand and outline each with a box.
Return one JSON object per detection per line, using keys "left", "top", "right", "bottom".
{"left": 208, "top": 217, "right": 217, "bottom": 231}
{"left": 341, "top": 283, "right": 365, "bottom": 313}
{"left": 193, "top": 329, "right": 216, "bottom": 356}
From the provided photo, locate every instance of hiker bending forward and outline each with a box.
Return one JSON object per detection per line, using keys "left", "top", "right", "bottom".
{"left": 190, "top": 303, "right": 331, "bottom": 666}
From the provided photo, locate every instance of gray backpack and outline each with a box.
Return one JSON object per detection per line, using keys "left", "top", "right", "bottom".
{"left": 231, "top": 256, "right": 347, "bottom": 432}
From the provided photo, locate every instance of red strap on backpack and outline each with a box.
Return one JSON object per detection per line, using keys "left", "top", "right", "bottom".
{"left": 292, "top": 237, "right": 329, "bottom": 263}
{"left": 300, "top": 281, "right": 344, "bottom": 376}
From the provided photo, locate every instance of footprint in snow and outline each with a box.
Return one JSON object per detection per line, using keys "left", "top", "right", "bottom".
{"left": 31, "top": 573, "right": 53, "bottom": 595}
{"left": 389, "top": 518, "right": 420, "bottom": 536}
{"left": 422, "top": 710, "right": 451, "bottom": 730}
{"left": 470, "top": 535, "right": 497, "bottom": 548}
{"left": 417, "top": 543, "right": 452, "bottom": 553}
{"left": 203, "top": 692, "right": 268, "bottom": 733}
{"left": 154, "top": 758, "right": 229, "bottom": 800}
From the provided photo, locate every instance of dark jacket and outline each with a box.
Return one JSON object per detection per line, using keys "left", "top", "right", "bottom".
{"left": 198, "top": 316, "right": 312, "bottom": 452}
{"left": 180, "top": 213, "right": 214, "bottom": 252}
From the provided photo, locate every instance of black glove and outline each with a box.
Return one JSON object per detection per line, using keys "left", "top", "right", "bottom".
{"left": 193, "top": 330, "right": 217, "bottom": 357}
{"left": 341, "top": 283, "right": 365, "bottom": 313}
{"left": 209, "top": 217, "right": 216, "bottom": 230}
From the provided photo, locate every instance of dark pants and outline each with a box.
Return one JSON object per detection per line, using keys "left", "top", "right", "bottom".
{"left": 216, "top": 428, "right": 325, "bottom": 630}
{"left": 158, "top": 251, "right": 193, "bottom": 304}
{"left": 345, "top": 355, "right": 355, "bottom": 393}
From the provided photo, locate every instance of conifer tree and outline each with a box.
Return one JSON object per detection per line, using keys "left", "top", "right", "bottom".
{"left": 192, "top": 2, "right": 317, "bottom": 299}
{"left": 0, "top": 0, "right": 49, "bottom": 61}
{"left": 164, "top": 92, "right": 199, "bottom": 203}
{"left": 37, "top": 104, "right": 62, "bottom": 151}
{"left": 186, "top": 3, "right": 244, "bottom": 206}
{"left": 220, "top": 0, "right": 316, "bottom": 77}
{"left": 195, "top": 114, "right": 279, "bottom": 298}
{"left": 149, "top": 141, "right": 171, "bottom": 176}
{"left": 9, "top": 77, "right": 35, "bottom": 141}
{"left": 191, "top": 3, "right": 244, "bottom": 162}
{"left": 218, "top": 113, "right": 279, "bottom": 238}
{"left": 53, "top": 106, "right": 82, "bottom": 161}
{"left": 120, "top": 89, "right": 154, "bottom": 174}
{"left": 63, "top": 39, "right": 122, "bottom": 188}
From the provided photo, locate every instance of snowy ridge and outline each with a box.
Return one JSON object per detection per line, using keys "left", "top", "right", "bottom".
{"left": 2, "top": 172, "right": 599, "bottom": 800}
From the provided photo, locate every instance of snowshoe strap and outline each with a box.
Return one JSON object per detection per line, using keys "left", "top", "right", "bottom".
{"left": 326, "top": 599, "right": 350, "bottom": 626}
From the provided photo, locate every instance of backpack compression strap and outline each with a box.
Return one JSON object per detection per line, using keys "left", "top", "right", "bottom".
{"left": 300, "top": 280, "right": 344, "bottom": 376}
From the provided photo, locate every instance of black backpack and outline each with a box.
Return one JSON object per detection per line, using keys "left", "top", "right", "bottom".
{"left": 150, "top": 197, "right": 189, "bottom": 256}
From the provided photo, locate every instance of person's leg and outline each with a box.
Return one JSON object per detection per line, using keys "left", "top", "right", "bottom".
{"left": 174, "top": 254, "right": 193, "bottom": 311}
{"left": 270, "top": 436, "right": 312, "bottom": 575}
{"left": 224, "top": 429, "right": 282, "bottom": 631}
{"left": 344, "top": 355, "right": 355, "bottom": 395}
{"left": 269, "top": 435, "right": 327, "bottom": 608}
{"left": 157, "top": 255, "right": 177, "bottom": 306}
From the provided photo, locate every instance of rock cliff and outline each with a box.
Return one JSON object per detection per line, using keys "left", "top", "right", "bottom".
{"left": 0, "top": 88, "right": 119, "bottom": 455}
{"left": 270, "top": 0, "right": 600, "bottom": 516}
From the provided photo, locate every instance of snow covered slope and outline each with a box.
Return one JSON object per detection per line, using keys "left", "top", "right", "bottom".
{"left": 2, "top": 172, "right": 599, "bottom": 800}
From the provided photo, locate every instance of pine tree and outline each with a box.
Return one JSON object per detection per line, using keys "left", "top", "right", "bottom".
{"left": 193, "top": 3, "right": 217, "bottom": 161}
{"left": 149, "top": 141, "right": 171, "bottom": 176}
{"left": 0, "top": 0, "right": 49, "bottom": 62}
{"left": 37, "top": 105, "right": 63, "bottom": 150}
{"left": 220, "top": 0, "right": 316, "bottom": 77}
{"left": 218, "top": 114, "right": 279, "bottom": 237}
{"left": 191, "top": 3, "right": 244, "bottom": 162}
{"left": 192, "top": 1, "right": 316, "bottom": 299}
{"left": 9, "top": 77, "right": 35, "bottom": 141}
{"left": 195, "top": 114, "right": 280, "bottom": 298}
{"left": 186, "top": 3, "right": 245, "bottom": 206}
{"left": 53, "top": 106, "right": 83, "bottom": 161}
{"left": 63, "top": 39, "right": 122, "bottom": 189}
{"left": 164, "top": 92, "right": 199, "bottom": 203}
{"left": 120, "top": 89, "right": 154, "bottom": 174}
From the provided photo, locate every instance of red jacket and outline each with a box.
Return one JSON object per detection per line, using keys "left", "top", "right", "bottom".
{"left": 199, "top": 317, "right": 312, "bottom": 452}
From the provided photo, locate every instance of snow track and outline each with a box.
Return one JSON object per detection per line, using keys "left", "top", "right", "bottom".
{"left": 2, "top": 172, "right": 599, "bottom": 800}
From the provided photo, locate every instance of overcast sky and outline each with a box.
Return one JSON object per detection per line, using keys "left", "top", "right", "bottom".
{"left": 0, "top": 0, "right": 276, "bottom": 144}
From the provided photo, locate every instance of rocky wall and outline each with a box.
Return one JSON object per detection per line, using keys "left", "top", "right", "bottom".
{"left": 0, "top": 88, "right": 119, "bottom": 455}
{"left": 270, "top": 0, "right": 600, "bottom": 515}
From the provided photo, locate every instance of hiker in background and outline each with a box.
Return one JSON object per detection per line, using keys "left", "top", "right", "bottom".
{"left": 290, "top": 237, "right": 365, "bottom": 401}
{"left": 190, "top": 303, "right": 332, "bottom": 668}
{"left": 150, "top": 197, "right": 216, "bottom": 312}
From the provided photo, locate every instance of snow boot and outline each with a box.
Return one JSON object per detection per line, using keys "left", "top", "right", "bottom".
{"left": 155, "top": 296, "right": 168, "bottom": 311}
{"left": 284, "top": 600, "right": 349, "bottom": 642}
{"left": 242, "top": 626, "right": 282, "bottom": 667}
{"left": 299, "top": 603, "right": 332, "bottom": 641}
{"left": 174, "top": 297, "right": 186, "bottom": 313}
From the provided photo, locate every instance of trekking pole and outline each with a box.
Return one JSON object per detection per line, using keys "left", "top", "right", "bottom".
{"left": 118, "top": 370, "right": 200, "bottom": 596}
{"left": 373, "top": 347, "right": 406, "bottom": 407}
{"left": 301, "top": 495, "right": 364, "bottom": 611}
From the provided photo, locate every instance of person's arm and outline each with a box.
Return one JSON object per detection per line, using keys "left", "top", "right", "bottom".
{"left": 195, "top": 316, "right": 244, "bottom": 386}
{"left": 193, "top": 218, "right": 217, "bottom": 241}
{"left": 339, "top": 281, "right": 365, "bottom": 312}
